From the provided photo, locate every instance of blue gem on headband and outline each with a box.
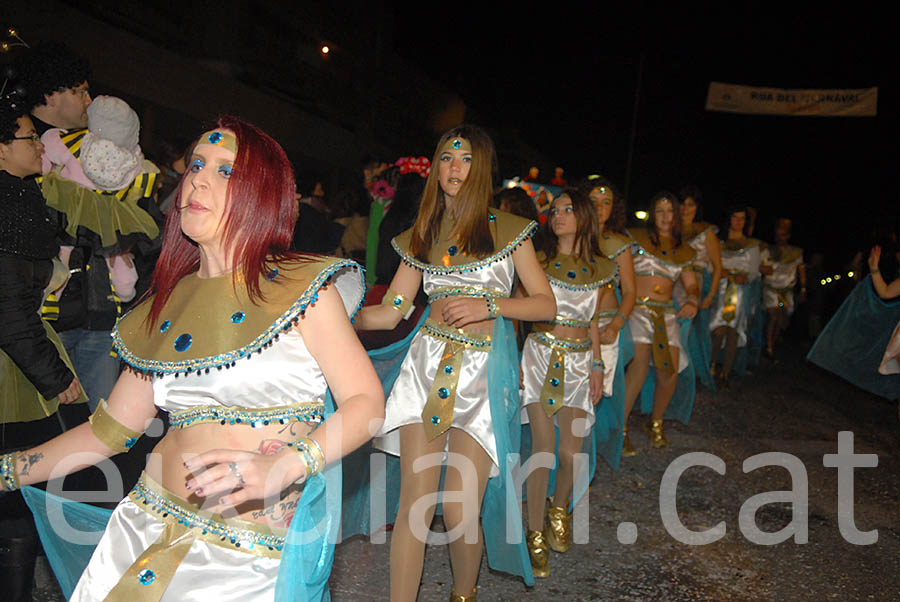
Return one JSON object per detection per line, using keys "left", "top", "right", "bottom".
{"left": 208, "top": 132, "right": 223, "bottom": 145}
{"left": 452, "top": 139, "right": 462, "bottom": 149}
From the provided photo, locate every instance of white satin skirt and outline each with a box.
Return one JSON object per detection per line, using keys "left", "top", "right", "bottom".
{"left": 595, "top": 314, "right": 621, "bottom": 398}
{"left": 375, "top": 321, "right": 498, "bottom": 475}
{"left": 520, "top": 334, "right": 595, "bottom": 427}
{"left": 629, "top": 304, "right": 689, "bottom": 373}
{"left": 763, "top": 286, "right": 795, "bottom": 314}
{"left": 70, "top": 474, "right": 283, "bottom": 602}
{"left": 708, "top": 280, "right": 754, "bottom": 347}
{"left": 880, "top": 321, "right": 900, "bottom": 375}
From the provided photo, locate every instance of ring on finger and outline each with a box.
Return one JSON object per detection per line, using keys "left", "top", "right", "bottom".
{"left": 228, "top": 461, "right": 246, "bottom": 487}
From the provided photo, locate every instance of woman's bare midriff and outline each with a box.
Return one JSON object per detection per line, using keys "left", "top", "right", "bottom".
{"left": 634, "top": 274, "right": 674, "bottom": 302}
{"left": 148, "top": 420, "right": 315, "bottom": 528}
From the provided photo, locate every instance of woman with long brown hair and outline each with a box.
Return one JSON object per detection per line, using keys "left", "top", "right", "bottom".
{"left": 622, "top": 192, "right": 700, "bottom": 449}
{"left": 578, "top": 176, "right": 636, "bottom": 455}
{"left": 519, "top": 188, "right": 616, "bottom": 578}
{"left": 355, "top": 124, "right": 555, "bottom": 601}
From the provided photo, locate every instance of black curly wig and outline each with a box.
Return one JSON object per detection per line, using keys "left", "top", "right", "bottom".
{"left": 13, "top": 41, "right": 91, "bottom": 110}
{"left": 0, "top": 90, "right": 30, "bottom": 143}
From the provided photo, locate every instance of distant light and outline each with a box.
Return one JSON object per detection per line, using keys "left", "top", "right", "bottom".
{"left": 826, "top": 277, "right": 833, "bottom": 283}
{"left": 506, "top": 180, "right": 517, "bottom": 188}
{"left": 848, "top": 271, "right": 854, "bottom": 278}
{"left": 819, "top": 279, "right": 826, "bottom": 286}
{"left": 320, "top": 45, "right": 330, "bottom": 55}
{"left": 834, "top": 274, "right": 841, "bottom": 280}
{"left": 635, "top": 211, "right": 649, "bottom": 221}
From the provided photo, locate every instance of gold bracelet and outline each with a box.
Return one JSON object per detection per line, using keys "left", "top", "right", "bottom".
{"left": 89, "top": 399, "right": 143, "bottom": 453}
{"left": 287, "top": 437, "right": 325, "bottom": 479}
{"left": 1, "top": 452, "right": 20, "bottom": 492}
{"left": 485, "top": 297, "right": 500, "bottom": 319}
{"left": 383, "top": 288, "right": 415, "bottom": 320}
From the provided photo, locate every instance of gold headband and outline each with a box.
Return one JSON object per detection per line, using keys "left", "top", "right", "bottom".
{"left": 440, "top": 137, "right": 472, "bottom": 153}
{"left": 198, "top": 129, "right": 238, "bottom": 153}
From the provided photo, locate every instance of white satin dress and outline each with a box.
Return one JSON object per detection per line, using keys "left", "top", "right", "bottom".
{"left": 376, "top": 213, "right": 537, "bottom": 475}
{"left": 709, "top": 240, "right": 762, "bottom": 347}
{"left": 70, "top": 258, "right": 364, "bottom": 602}
{"left": 521, "top": 256, "right": 616, "bottom": 424}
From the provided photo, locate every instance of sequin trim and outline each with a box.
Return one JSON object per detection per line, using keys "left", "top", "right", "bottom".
{"left": 129, "top": 474, "right": 285, "bottom": 557}
{"left": 540, "top": 316, "right": 592, "bottom": 329}
{"left": 546, "top": 272, "right": 614, "bottom": 291}
{"left": 168, "top": 402, "right": 324, "bottom": 429}
{"left": 393, "top": 220, "right": 538, "bottom": 275}
{"left": 608, "top": 241, "right": 636, "bottom": 260}
{"left": 427, "top": 285, "right": 508, "bottom": 304}
{"left": 113, "top": 259, "right": 363, "bottom": 375}
{"left": 421, "top": 319, "right": 492, "bottom": 350}
{"left": 635, "top": 298, "right": 676, "bottom": 311}
{"left": 632, "top": 243, "right": 694, "bottom": 269}
{"left": 528, "top": 331, "right": 592, "bottom": 352}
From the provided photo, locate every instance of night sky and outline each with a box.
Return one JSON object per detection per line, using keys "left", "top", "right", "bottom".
{"left": 392, "top": 8, "right": 896, "bottom": 270}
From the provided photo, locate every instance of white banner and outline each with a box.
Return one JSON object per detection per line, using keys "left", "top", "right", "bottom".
{"left": 706, "top": 82, "right": 877, "bottom": 117}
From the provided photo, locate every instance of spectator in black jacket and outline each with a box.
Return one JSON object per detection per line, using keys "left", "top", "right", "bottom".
{"left": 0, "top": 88, "right": 84, "bottom": 602}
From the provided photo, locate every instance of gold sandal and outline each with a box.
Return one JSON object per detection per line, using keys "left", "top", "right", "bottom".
{"left": 526, "top": 529, "right": 550, "bottom": 578}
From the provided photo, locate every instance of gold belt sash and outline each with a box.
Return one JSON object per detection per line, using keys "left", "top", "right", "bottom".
{"left": 529, "top": 331, "right": 591, "bottom": 417}
{"left": 637, "top": 298, "right": 677, "bottom": 376}
{"left": 420, "top": 319, "right": 491, "bottom": 440}
{"left": 105, "top": 474, "right": 285, "bottom": 602}
{"left": 722, "top": 272, "right": 744, "bottom": 323}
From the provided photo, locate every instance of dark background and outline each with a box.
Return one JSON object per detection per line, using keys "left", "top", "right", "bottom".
{"left": 6, "top": 2, "right": 897, "bottom": 277}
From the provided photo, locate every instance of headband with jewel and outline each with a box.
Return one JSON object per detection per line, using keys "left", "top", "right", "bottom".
{"left": 440, "top": 137, "right": 472, "bottom": 153}
{"left": 198, "top": 129, "right": 238, "bottom": 153}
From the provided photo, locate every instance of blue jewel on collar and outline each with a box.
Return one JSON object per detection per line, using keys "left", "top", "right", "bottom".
{"left": 488, "top": 214, "right": 496, "bottom": 222}
{"left": 582, "top": 267, "right": 588, "bottom": 273}
{"left": 554, "top": 262, "right": 562, "bottom": 269}
{"left": 567, "top": 271, "right": 577, "bottom": 279}
{"left": 159, "top": 320, "right": 171, "bottom": 333}
{"left": 231, "top": 311, "right": 246, "bottom": 324}
{"left": 266, "top": 268, "right": 279, "bottom": 280}
{"left": 448, "top": 245, "right": 458, "bottom": 256}
{"left": 174, "top": 333, "right": 193, "bottom": 352}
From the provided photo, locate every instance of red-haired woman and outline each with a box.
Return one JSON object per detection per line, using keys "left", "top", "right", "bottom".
{"left": 622, "top": 193, "right": 699, "bottom": 449}
{"left": 355, "top": 124, "right": 555, "bottom": 601}
{"left": 1, "top": 116, "right": 384, "bottom": 601}
{"left": 519, "top": 189, "right": 616, "bottom": 578}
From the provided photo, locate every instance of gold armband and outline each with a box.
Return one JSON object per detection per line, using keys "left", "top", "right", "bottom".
{"left": 1, "top": 452, "right": 20, "bottom": 492}
{"left": 383, "top": 288, "right": 415, "bottom": 320}
{"left": 89, "top": 400, "right": 143, "bottom": 453}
